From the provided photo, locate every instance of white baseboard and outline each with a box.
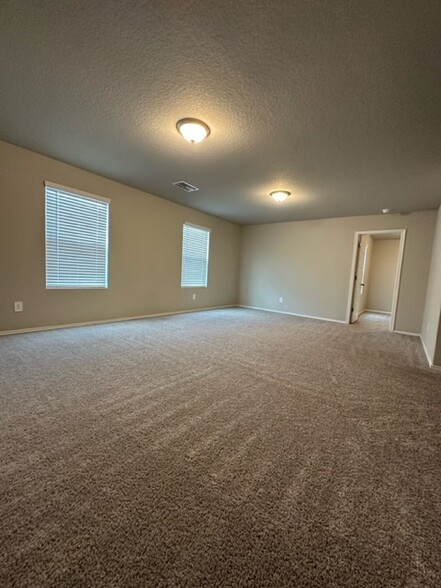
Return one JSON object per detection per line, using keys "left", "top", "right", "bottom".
{"left": 363, "top": 309, "right": 391, "bottom": 315}
{"left": 392, "top": 330, "right": 419, "bottom": 337}
{"left": 0, "top": 305, "right": 237, "bottom": 337}
{"left": 239, "top": 305, "right": 347, "bottom": 324}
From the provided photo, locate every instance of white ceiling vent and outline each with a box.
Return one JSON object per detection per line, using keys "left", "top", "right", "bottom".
{"left": 173, "top": 181, "right": 199, "bottom": 192}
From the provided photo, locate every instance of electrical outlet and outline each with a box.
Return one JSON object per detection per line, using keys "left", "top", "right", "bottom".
{"left": 279, "top": 297, "right": 283, "bottom": 303}
{"left": 14, "top": 301, "right": 23, "bottom": 312}
{"left": 192, "top": 293, "right": 196, "bottom": 300}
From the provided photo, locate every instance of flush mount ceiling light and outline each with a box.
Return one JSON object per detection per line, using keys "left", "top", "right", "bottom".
{"left": 382, "top": 208, "right": 392, "bottom": 214}
{"left": 270, "top": 190, "right": 291, "bottom": 203}
{"left": 176, "top": 118, "right": 210, "bottom": 143}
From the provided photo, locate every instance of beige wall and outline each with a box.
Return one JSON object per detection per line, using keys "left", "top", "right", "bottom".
{"left": 0, "top": 141, "right": 241, "bottom": 332}
{"left": 421, "top": 205, "right": 441, "bottom": 366}
{"left": 366, "top": 239, "right": 400, "bottom": 313}
{"left": 239, "top": 212, "right": 436, "bottom": 334}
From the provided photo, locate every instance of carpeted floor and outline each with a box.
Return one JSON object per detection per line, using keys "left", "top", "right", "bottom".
{"left": 1, "top": 308, "right": 441, "bottom": 587}
{"left": 353, "top": 311, "right": 391, "bottom": 331}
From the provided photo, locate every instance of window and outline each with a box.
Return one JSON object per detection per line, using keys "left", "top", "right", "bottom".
{"left": 45, "top": 182, "right": 109, "bottom": 289}
{"left": 181, "top": 223, "right": 210, "bottom": 287}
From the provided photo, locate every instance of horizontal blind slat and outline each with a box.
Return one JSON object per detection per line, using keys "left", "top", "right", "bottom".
{"left": 45, "top": 186, "right": 109, "bottom": 289}
{"left": 181, "top": 224, "right": 210, "bottom": 287}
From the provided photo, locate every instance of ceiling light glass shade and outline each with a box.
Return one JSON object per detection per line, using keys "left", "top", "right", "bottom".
{"left": 177, "top": 118, "right": 210, "bottom": 143}
{"left": 270, "top": 190, "right": 290, "bottom": 202}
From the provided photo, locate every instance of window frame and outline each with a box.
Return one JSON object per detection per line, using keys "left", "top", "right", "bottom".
{"left": 181, "top": 222, "right": 211, "bottom": 288}
{"left": 44, "top": 181, "right": 110, "bottom": 290}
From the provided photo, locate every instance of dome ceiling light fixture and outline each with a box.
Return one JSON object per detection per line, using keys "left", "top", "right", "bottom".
{"left": 176, "top": 118, "right": 210, "bottom": 143}
{"left": 270, "top": 190, "right": 291, "bottom": 203}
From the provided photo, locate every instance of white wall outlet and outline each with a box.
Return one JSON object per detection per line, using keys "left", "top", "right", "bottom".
{"left": 192, "top": 293, "right": 196, "bottom": 300}
{"left": 14, "top": 301, "right": 23, "bottom": 312}
{"left": 279, "top": 297, "right": 283, "bottom": 303}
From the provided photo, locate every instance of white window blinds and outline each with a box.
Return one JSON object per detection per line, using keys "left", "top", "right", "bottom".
{"left": 181, "top": 223, "right": 210, "bottom": 287}
{"left": 45, "top": 183, "right": 109, "bottom": 289}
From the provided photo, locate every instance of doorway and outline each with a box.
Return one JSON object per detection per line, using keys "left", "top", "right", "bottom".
{"left": 346, "top": 230, "right": 406, "bottom": 331}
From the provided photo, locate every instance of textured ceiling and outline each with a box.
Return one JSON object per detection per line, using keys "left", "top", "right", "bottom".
{"left": 0, "top": 0, "right": 440, "bottom": 225}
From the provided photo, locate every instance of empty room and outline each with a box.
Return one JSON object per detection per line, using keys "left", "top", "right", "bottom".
{"left": 1, "top": 2, "right": 441, "bottom": 587}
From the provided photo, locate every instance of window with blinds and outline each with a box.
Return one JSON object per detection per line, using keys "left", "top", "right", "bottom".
{"left": 45, "top": 183, "right": 109, "bottom": 289}
{"left": 181, "top": 223, "right": 210, "bottom": 288}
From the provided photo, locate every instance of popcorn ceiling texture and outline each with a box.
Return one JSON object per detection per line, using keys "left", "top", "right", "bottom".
{"left": 1, "top": 309, "right": 441, "bottom": 586}
{"left": 0, "top": 1, "right": 440, "bottom": 224}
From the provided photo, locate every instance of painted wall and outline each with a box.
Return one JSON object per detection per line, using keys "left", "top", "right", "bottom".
{"left": 421, "top": 205, "right": 441, "bottom": 366}
{"left": 366, "top": 239, "right": 400, "bottom": 313}
{"left": 239, "top": 212, "right": 436, "bottom": 334}
{"left": 0, "top": 141, "right": 241, "bottom": 332}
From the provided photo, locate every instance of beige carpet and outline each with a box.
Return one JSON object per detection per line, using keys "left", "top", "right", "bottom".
{"left": 1, "top": 308, "right": 440, "bottom": 587}
{"left": 352, "top": 311, "right": 392, "bottom": 331}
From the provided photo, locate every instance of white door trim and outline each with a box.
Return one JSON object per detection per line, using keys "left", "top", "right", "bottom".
{"left": 345, "top": 229, "right": 407, "bottom": 332}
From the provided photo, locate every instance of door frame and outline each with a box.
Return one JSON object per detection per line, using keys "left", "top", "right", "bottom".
{"left": 345, "top": 229, "right": 407, "bottom": 331}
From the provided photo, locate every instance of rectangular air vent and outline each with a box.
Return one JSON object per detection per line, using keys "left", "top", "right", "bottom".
{"left": 173, "top": 180, "right": 199, "bottom": 192}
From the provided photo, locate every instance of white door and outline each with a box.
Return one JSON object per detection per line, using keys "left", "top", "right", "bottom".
{"left": 351, "top": 236, "right": 370, "bottom": 323}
